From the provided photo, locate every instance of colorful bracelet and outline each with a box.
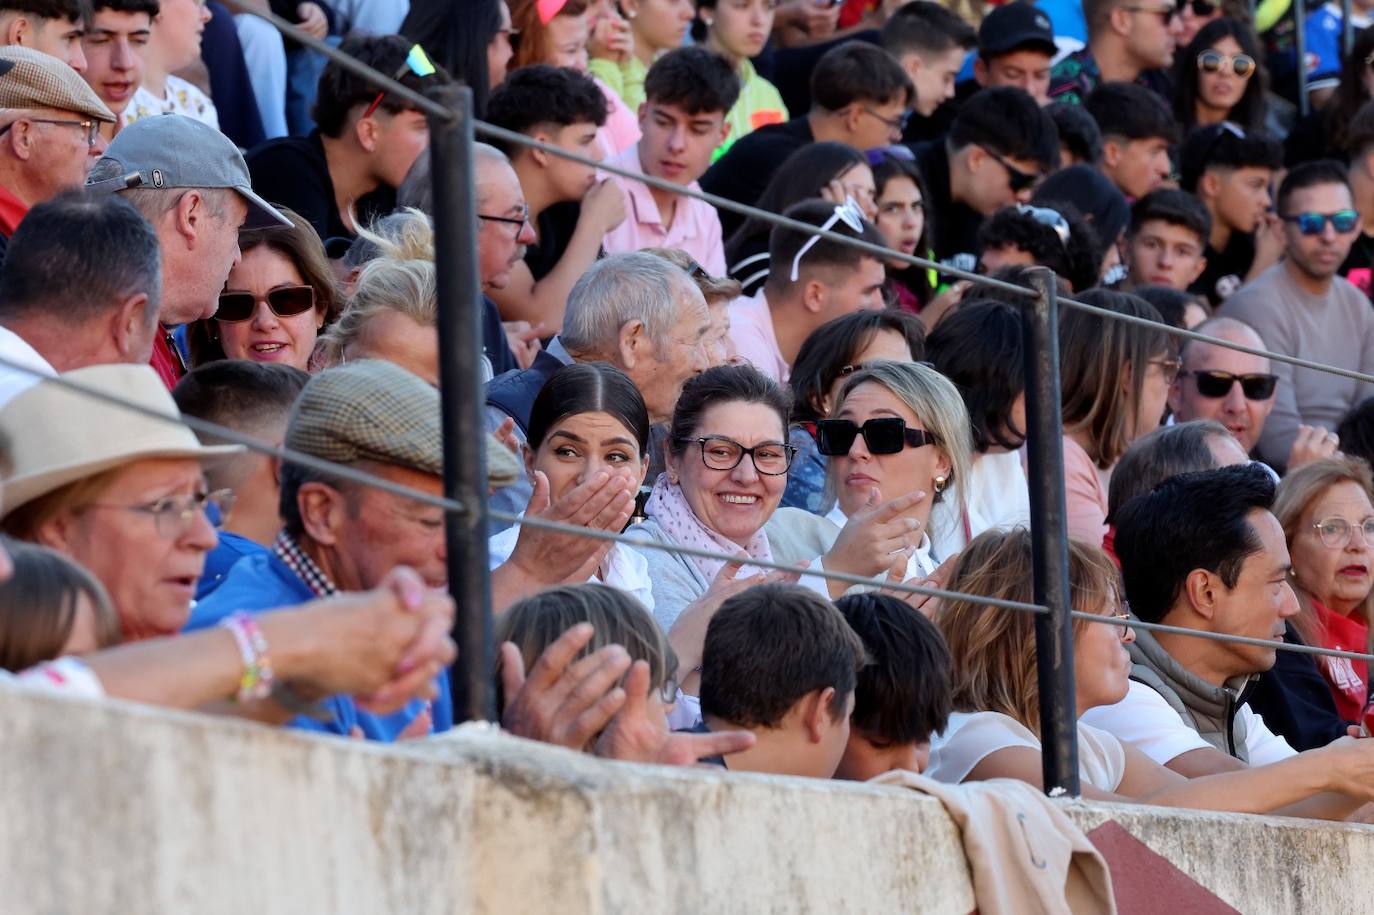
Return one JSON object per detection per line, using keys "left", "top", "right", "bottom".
{"left": 219, "top": 611, "right": 274, "bottom": 703}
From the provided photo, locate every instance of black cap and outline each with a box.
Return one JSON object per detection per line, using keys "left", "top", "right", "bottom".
{"left": 978, "top": 2, "right": 1056, "bottom": 58}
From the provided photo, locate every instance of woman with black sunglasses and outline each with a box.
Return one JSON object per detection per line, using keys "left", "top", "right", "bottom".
{"left": 1172, "top": 18, "right": 1272, "bottom": 134}
{"left": 187, "top": 208, "right": 341, "bottom": 372}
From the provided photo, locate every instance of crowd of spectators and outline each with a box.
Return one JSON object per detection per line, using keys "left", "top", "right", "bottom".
{"left": 5, "top": 0, "right": 1374, "bottom": 826}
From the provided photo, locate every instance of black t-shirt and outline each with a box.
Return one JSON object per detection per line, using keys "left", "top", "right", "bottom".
{"left": 901, "top": 80, "right": 971, "bottom": 147}
{"left": 1190, "top": 231, "right": 1256, "bottom": 308}
{"left": 523, "top": 201, "right": 586, "bottom": 283}
{"left": 910, "top": 140, "right": 984, "bottom": 275}
{"left": 700, "top": 116, "right": 815, "bottom": 239}
{"left": 245, "top": 129, "right": 396, "bottom": 243}
{"left": 1339, "top": 231, "right": 1374, "bottom": 299}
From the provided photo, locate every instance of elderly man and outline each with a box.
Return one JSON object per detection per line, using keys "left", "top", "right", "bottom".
{"left": 86, "top": 113, "right": 289, "bottom": 388}
{"left": 0, "top": 45, "right": 113, "bottom": 245}
{"left": 188, "top": 359, "right": 457, "bottom": 742}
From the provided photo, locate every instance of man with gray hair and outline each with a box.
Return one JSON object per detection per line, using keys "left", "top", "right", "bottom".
{"left": 0, "top": 188, "right": 160, "bottom": 406}
{"left": 86, "top": 113, "right": 288, "bottom": 388}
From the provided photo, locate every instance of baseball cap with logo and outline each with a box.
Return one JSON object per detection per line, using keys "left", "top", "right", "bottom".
{"left": 978, "top": 2, "right": 1057, "bottom": 58}
{"left": 85, "top": 114, "right": 289, "bottom": 228}
{"left": 0, "top": 45, "right": 114, "bottom": 123}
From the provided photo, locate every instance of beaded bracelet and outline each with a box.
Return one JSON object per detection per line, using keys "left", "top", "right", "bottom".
{"left": 219, "top": 611, "right": 274, "bottom": 703}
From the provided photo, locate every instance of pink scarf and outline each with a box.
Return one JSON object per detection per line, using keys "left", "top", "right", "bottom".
{"left": 644, "top": 475, "right": 773, "bottom": 585}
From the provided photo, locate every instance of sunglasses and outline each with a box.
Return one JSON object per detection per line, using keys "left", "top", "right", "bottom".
{"left": 1123, "top": 3, "right": 1179, "bottom": 23}
{"left": 791, "top": 196, "right": 866, "bottom": 282}
{"left": 1178, "top": 0, "right": 1216, "bottom": 13}
{"left": 216, "top": 285, "right": 316, "bottom": 323}
{"left": 1197, "top": 50, "right": 1256, "bottom": 78}
{"left": 1016, "top": 203, "right": 1070, "bottom": 248}
{"left": 981, "top": 146, "right": 1038, "bottom": 193}
{"left": 1188, "top": 369, "right": 1278, "bottom": 400}
{"left": 1282, "top": 210, "right": 1359, "bottom": 235}
{"left": 815, "top": 417, "right": 940, "bottom": 456}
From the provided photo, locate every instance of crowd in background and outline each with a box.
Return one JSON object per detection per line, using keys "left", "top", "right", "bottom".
{"left": 5, "top": 0, "right": 1374, "bottom": 818}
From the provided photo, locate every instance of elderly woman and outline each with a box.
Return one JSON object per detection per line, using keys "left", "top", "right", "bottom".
{"left": 1273, "top": 457, "right": 1374, "bottom": 723}
{"left": 314, "top": 253, "right": 438, "bottom": 384}
{"left": 188, "top": 208, "right": 341, "bottom": 372}
{"left": 0, "top": 364, "right": 238, "bottom": 641}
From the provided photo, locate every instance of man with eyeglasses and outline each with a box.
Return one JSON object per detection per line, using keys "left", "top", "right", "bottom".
{"left": 1219, "top": 161, "right": 1374, "bottom": 472}
{"left": 0, "top": 44, "right": 112, "bottom": 248}
{"left": 1048, "top": 0, "right": 1181, "bottom": 106}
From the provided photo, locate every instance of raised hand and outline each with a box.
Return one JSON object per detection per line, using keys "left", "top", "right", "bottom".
{"left": 499, "top": 623, "right": 632, "bottom": 750}
{"left": 821, "top": 487, "right": 927, "bottom": 596}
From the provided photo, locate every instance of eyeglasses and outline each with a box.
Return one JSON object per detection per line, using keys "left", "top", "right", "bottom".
{"left": 790, "top": 196, "right": 866, "bottom": 282}
{"left": 1105, "top": 607, "right": 1134, "bottom": 638}
{"left": 1197, "top": 50, "right": 1256, "bottom": 78}
{"left": 1282, "top": 210, "right": 1359, "bottom": 235}
{"left": 1311, "top": 517, "right": 1374, "bottom": 549}
{"left": 1124, "top": 4, "right": 1179, "bottom": 23}
{"left": 1149, "top": 356, "right": 1183, "bottom": 384}
{"left": 861, "top": 105, "right": 911, "bottom": 135}
{"left": 217, "top": 285, "right": 316, "bottom": 323}
{"left": 815, "top": 417, "right": 940, "bottom": 456}
{"left": 477, "top": 203, "right": 530, "bottom": 232}
{"left": 980, "top": 146, "right": 1039, "bottom": 193}
{"left": 1016, "top": 203, "right": 1070, "bottom": 249}
{"left": 676, "top": 436, "right": 796, "bottom": 475}
{"left": 0, "top": 117, "right": 100, "bottom": 147}
{"left": 362, "top": 43, "right": 439, "bottom": 119}
{"left": 1178, "top": 0, "right": 1216, "bottom": 14}
{"left": 1188, "top": 369, "right": 1278, "bottom": 400}
{"left": 90, "top": 489, "right": 234, "bottom": 539}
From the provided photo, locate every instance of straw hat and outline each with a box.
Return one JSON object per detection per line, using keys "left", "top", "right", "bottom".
{"left": 0, "top": 364, "right": 242, "bottom": 516}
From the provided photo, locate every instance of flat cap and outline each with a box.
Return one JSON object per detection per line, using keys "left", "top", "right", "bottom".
{"left": 286, "top": 359, "right": 520, "bottom": 488}
{"left": 0, "top": 45, "right": 114, "bottom": 123}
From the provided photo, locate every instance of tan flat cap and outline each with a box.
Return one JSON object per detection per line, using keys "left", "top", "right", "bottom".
{"left": 287, "top": 359, "right": 520, "bottom": 489}
{"left": 0, "top": 45, "right": 115, "bottom": 123}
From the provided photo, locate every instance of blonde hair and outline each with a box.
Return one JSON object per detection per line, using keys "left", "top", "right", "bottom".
{"left": 1273, "top": 456, "right": 1374, "bottom": 648}
{"left": 935, "top": 528, "right": 1121, "bottom": 732}
{"left": 831, "top": 360, "right": 974, "bottom": 536}
{"left": 1, "top": 466, "right": 124, "bottom": 542}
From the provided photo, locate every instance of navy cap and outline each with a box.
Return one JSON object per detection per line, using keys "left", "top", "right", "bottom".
{"left": 979, "top": 2, "right": 1057, "bottom": 58}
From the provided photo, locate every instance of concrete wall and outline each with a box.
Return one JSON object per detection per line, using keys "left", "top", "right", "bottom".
{"left": 1, "top": 682, "right": 1371, "bottom": 914}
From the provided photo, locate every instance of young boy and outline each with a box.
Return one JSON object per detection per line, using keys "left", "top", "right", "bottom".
{"left": 879, "top": 0, "right": 976, "bottom": 142}
{"left": 695, "top": 583, "right": 867, "bottom": 778}
{"left": 82, "top": 0, "right": 155, "bottom": 126}
{"left": 246, "top": 33, "right": 451, "bottom": 242}
{"left": 832, "top": 593, "right": 952, "bottom": 781}
{"left": 601, "top": 46, "right": 738, "bottom": 276}
{"left": 1085, "top": 81, "right": 1178, "bottom": 200}
{"left": 122, "top": 0, "right": 216, "bottom": 128}
{"left": 1124, "top": 188, "right": 1211, "bottom": 291}
{"left": 1179, "top": 122, "right": 1284, "bottom": 307}
{"left": 0, "top": 0, "right": 87, "bottom": 72}
{"left": 484, "top": 63, "right": 624, "bottom": 332}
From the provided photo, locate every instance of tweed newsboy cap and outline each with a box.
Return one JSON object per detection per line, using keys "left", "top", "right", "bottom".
{"left": 0, "top": 45, "right": 114, "bottom": 123}
{"left": 287, "top": 359, "right": 520, "bottom": 487}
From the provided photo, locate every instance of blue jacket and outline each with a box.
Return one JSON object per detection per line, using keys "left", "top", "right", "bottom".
{"left": 187, "top": 550, "right": 453, "bottom": 741}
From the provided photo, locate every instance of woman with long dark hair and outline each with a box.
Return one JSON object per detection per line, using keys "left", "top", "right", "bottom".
{"left": 402, "top": 0, "right": 510, "bottom": 117}
{"left": 1285, "top": 24, "right": 1374, "bottom": 166}
{"left": 870, "top": 148, "right": 936, "bottom": 311}
{"left": 1172, "top": 18, "right": 1270, "bottom": 132}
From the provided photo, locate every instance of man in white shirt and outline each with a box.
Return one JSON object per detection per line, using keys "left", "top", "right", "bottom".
{"left": 0, "top": 189, "right": 160, "bottom": 406}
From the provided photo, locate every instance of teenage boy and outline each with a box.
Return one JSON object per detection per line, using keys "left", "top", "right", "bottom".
{"left": 82, "top": 0, "right": 154, "bottom": 126}
{"left": 1085, "top": 81, "right": 1178, "bottom": 200}
{"left": 1179, "top": 122, "right": 1284, "bottom": 307}
{"left": 970, "top": 2, "right": 1056, "bottom": 105}
{"left": 1124, "top": 188, "right": 1211, "bottom": 291}
{"left": 694, "top": 583, "right": 867, "bottom": 779}
{"left": 246, "top": 33, "right": 451, "bottom": 243}
{"left": 0, "top": 0, "right": 87, "bottom": 72}
{"left": 832, "top": 593, "right": 952, "bottom": 781}
{"left": 1049, "top": 0, "right": 1181, "bottom": 106}
{"left": 1339, "top": 103, "right": 1374, "bottom": 296}
{"left": 729, "top": 198, "right": 887, "bottom": 384}
{"left": 911, "top": 85, "right": 1059, "bottom": 273}
{"left": 602, "top": 46, "right": 738, "bottom": 276}
{"left": 123, "top": 0, "right": 216, "bottom": 128}
{"left": 701, "top": 41, "right": 911, "bottom": 236}
{"left": 483, "top": 63, "right": 624, "bottom": 332}
{"left": 879, "top": 1, "right": 975, "bottom": 143}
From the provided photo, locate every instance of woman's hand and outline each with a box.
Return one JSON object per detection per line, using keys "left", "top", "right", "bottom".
{"left": 821, "top": 487, "right": 927, "bottom": 598}
{"left": 876, "top": 553, "right": 956, "bottom": 617}
{"left": 509, "top": 470, "right": 636, "bottom": 582}
{"left": 588, "top": 7, "right": 634, "bottom": 63}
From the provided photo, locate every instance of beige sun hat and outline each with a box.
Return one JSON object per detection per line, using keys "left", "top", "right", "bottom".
{"left": 0, "top": 364, "right": 243, "bottom": 517}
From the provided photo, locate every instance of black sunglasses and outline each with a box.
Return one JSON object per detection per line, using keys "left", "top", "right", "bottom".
{"left": 1189, "top": 370, "right": 1278, "bottom": 400}
{"left": 216, "top": 285, "right": 316, "bottom": 323}
{"left": 981, "top": 146, "right": 1038, "bottom": 193}
{"left": 1178, "top": 0, "right": 1216, "bottom": 13}
{"left": 815, "top": 417, "right": 940, "bottom": 456}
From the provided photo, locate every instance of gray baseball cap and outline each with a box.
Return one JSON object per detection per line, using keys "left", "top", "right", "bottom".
{"left": 85, "top": 114, "right": 289, "bottom": 228}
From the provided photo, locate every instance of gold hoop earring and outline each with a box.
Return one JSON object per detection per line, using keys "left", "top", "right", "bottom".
{"left": 933, "top": 474, "right": 947, "bottom": 493}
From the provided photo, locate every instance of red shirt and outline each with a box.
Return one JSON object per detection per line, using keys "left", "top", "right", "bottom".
{"left": 1313, "top": 599, "right": 1370, "bottom": 722}
{"left": 149, "top": 329, "right": 185, "bottom": 390}
{"left": 0, "top": 184, "right": 29, "bottom": 237}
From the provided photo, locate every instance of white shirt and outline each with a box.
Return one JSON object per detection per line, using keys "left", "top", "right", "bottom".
{"left": 1079, "top": 680, "right": 1298, "bottom": 767}
{"left": 122, "top": 75, "right": 220, "bottom": 129}
{"left": 824, "top": 503, "right": 939, "bottom": 579}
{"left": 0, "top": 657, "right": 104, "bottom": 697}
{"left": 928, "top": 710, "right": 1127, "bottom": 792}
{"left": 487, "top": 513, "right": 655, "bottom": 612}
{"left": 0, "top": 325, "right": 55, "bottom": 409}
{"left": 933, "top": 450, "right": 1032, "bottom": 554}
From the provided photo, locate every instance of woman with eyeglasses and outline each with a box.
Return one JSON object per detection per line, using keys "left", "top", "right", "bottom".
{"left": 1172, "top": 19, "right": 1271, "bottom": 134}
{"left": 783, "top": 310, "right": 926, "bottom": 514}
{"left": 1059, "top": 290, "right": 1175, "bottom": 544}
{"left": 870, "top": 149, "right": 936, "bottom": 312}
{"left": 1273, "top": 457, "right": 1374, "bottom": 724}
{"left": 188, "top": 208, "right": 340, "bottom": 373}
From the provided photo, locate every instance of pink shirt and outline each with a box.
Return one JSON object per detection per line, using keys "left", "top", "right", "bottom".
{"left": 594, "top": 77, "right": 640, "bottom": 159}
{"left": 600, "top": 146, "right": 726, "bottom": 276}
{"left": 1062, "top": 434, "right": 1110, "bottom": 544}
{"left": 728, "top": 289, "right": 789, "bottom": 383}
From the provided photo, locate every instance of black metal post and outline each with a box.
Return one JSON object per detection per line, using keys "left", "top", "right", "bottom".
{"left": 1297, "top": 0, "right": 1310, "bottom": 117}
{"left": 1344, "top": 0, "right": 1355, "bottom": 57}
{"left": 1021, "top": 268, "right": 1080, "bottom": 797}
{"left": 429, "top": 86, "right": 495, "bottom": 722}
